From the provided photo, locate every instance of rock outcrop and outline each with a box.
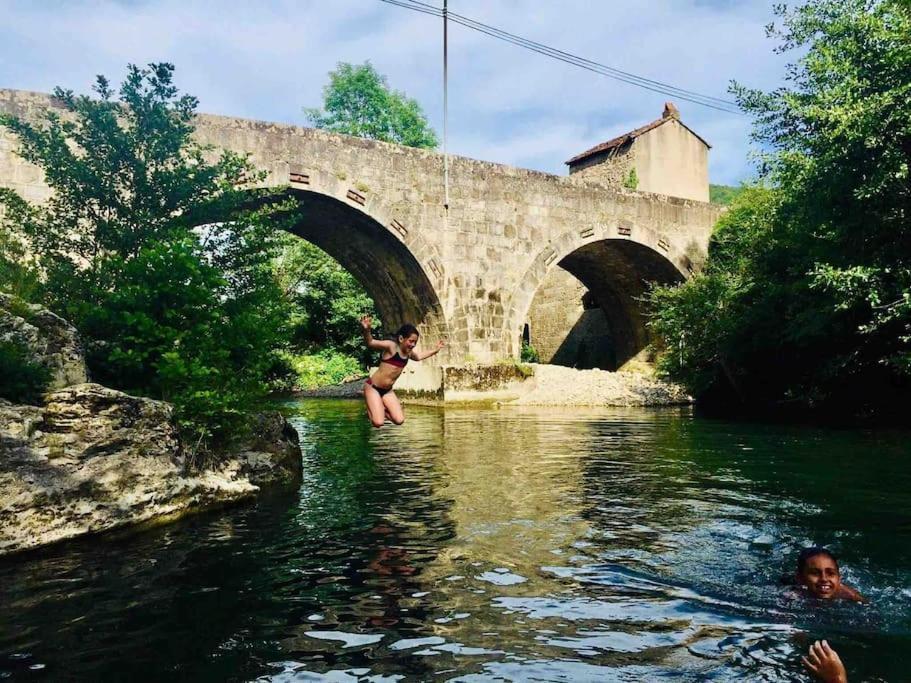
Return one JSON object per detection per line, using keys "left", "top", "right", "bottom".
{"left": 0, "top": 383, "right": 301, "bottom": 556}
{"left": 0, "top": 292, "right": 88, "bottom": 390}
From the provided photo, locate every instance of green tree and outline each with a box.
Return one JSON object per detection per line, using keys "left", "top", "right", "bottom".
{"left": 0, "top": 63, "right": 299, "bottom": 451}
{"left": 648, "top": 186, "right": 783, "bottom": 401}
{"left": 709, "top": 183, "right": 746, "bottom": 206}
{"left": 648, "top": 0, "right": 911, "bottom": 418}
{"left": 273, "top": 235, "right": 376, "bottom": 363}
{"left": 304, "top": 61, "right": 439, "bottom": 148}
{"left": 0, "top": 206, "right": 43, "bottom": 303}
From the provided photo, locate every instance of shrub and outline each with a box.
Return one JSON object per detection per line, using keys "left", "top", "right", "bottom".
{"left": 0, "top": 339, "right": 51, "bottom": 405}
{"left": 284, "top": 350, "right": 365, "bottom": 390}
{"left": 520, "top": 341, "right": 540, "bottom": 363}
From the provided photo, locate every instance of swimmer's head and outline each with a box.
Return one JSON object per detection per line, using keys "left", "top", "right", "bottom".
{"left": 796, "top": 547, "right": 842, "bottom": 600}
{"left": 394, "top": 324, "right": 420, "bottom": 352}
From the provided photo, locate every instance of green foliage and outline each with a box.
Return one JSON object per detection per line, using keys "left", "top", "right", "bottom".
{"left": 649, "top": 186, "right": 779, "bottom": 397}
{"left": 709, "top": 184, "right": 746, "bottom": 206}
{"left": 273, "top": 235, "right": 377, "bottom": 365}
{"left": 0, "top": 339, "right": 51, "bottom": 405}
{"left": 305, "top": 62, "right": 439, "bottom": 149}
{"left": 649, "top": 0, "right": 911, "bottom": 418}
{"left": 0, "top": 192, "right": 43, "bottom": 303}
{"left": 0, "top": 64, "right": 299, "bottom": 450}
{"left": 283, "top": 350, "right": 365, "bottom": 390}
{"left": 520, "top": 341, "right": 540, "bottom": 363}
{"left": 622, "top": 168, "right": 639, "bottom": 191}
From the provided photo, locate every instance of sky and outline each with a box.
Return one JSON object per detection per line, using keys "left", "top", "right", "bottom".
{"left": 0, "top": 0, "right": 791, "bottom": 185}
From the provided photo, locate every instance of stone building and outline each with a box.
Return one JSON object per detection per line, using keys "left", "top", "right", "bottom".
{"left": 565, "top": 102, "right": 710, "bottom": 203}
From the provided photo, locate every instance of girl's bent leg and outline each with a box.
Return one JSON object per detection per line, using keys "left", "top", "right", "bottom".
{"left": 364, "top": 385, "right": 387, "bottom": 428}
{"left": 382, "top": 391, "right": 405, "bottom": 425}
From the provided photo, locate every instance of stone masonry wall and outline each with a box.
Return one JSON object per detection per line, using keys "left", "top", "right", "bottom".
{"left": 527, "top": 267, "right": 586, "bottom": 361}
{"left": 566, "top": 144, "right": 635, "bottom": 191}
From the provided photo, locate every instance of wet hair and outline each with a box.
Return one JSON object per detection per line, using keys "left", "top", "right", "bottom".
{"left": 797, "top": 547, "right": 839, "bottom": 575}
{"left": 393, "top": 324, "right": 419, "bottom": 340}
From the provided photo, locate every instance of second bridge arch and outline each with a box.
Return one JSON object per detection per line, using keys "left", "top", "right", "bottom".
{"left": 510, "top": 228, "right": 689, "bottom": 370}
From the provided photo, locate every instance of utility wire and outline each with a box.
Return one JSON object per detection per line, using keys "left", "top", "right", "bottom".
{"left": 377, "top": 0, "right": 441, "bottom": 18}
{"left": 416, "top": 0, "right": 737, "bottom": 109}
{"left": 376, "top": 0, "right": 742, "bottom": 114}
{"left": 393, "top": 0, "right": 739, "bottom": 110}
{"left": 386, "top": 0, "right": 740, "bottom": 113}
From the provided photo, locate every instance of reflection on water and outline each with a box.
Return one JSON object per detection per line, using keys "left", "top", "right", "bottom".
{"left": 1, "top": 401, "right": 909, "bottom": 681}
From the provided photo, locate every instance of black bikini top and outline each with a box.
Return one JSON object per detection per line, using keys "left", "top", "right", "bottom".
{"left": 380, "top": 352, "right": 409, "bottom": 368}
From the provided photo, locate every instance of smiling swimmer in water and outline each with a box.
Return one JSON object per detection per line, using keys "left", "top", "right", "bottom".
{"left": 793, "top": 547, "right": 866, "bottom": 603}
{"left": 360, "top": 316, "right": 444, "bottom": 428}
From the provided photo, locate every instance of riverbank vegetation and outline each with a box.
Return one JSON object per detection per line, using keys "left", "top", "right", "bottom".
{"left": 0, "top": 64, "right": 299, "bottom": 450}
{"left": 0, "top": 338, "right": 51, "bottom": 405}
{"left": 709, "top": 184, "right": 744, "bottom": 206}
{"left": 271, "top": 235, "right": 376, "bottom": 389}
{"left": 648, "top": 0, "right": 910, "bottom": 422}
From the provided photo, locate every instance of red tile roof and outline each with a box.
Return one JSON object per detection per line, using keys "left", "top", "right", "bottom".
{"left": 565, "top": 102, "right": 710, "bottom": 166}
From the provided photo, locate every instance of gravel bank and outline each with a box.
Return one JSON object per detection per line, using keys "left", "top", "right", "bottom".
{"left": 509, "top": 364, "right": 691, "bottom": 406}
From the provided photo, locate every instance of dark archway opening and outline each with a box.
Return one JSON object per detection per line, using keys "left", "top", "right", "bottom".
{"left": 525, "top": 239, "right": 683, "bottom": 370}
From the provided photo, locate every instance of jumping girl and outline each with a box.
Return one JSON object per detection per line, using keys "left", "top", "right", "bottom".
{"left": 360, "top": 316, "right": 444, "bottom": 428}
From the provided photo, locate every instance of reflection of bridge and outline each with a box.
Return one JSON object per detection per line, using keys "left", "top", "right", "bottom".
{"left": 0, "top": 89, "right": 722, "bottom": 368}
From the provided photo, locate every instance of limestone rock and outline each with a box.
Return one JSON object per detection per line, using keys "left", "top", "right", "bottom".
{"left": 0, "top": 292, "right": 88, "bottom": 391}
{"left": 0, "top": 383, "right": 302, "bottom": 557}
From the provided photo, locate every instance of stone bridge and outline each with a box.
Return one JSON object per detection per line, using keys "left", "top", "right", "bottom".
{"left": 0, "top": 89, "right": 722, "bottom": 370}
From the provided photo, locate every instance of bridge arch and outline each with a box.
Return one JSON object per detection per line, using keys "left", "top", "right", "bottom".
{"left": 271, "top": 172, "right": 450, "bottom": 350}
{"left": 507, "top": 222, "right": 691, "bottom": 368}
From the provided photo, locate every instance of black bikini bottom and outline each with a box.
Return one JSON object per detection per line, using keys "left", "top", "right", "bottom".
{"left": 366, "top": 378, "right": 391, "bottom": 397}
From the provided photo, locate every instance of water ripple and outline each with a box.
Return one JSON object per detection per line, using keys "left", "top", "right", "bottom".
{"left": 0, "top": 401, "right": 908, "bottom": 681}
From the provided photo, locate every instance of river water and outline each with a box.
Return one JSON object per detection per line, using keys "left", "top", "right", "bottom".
{"left": 1, "top": 400, "right": 909, "bottom": 681}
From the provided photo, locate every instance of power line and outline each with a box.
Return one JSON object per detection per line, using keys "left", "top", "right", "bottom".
{"left": 393, "top": 0, "right": 740, "bottom": 110}
{"left": 438, "top": 1, "right": 738, "bottom": 109}
{"left": 376, "top": 0, "right": 742, "bottom": 115}
{"left": 376, "top": 0, "right": 441, "bottom": 18}
{"left": 384, "top": 0, "right": 740, "bottom": 113}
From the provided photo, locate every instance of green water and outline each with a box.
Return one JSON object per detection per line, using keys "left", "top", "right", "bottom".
{"left": 1, "top": 400, "right": 909, "bottom": 681}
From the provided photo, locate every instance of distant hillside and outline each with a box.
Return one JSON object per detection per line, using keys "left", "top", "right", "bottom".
{"left": 709, "top": 184, "right": 745, "bottom": 206}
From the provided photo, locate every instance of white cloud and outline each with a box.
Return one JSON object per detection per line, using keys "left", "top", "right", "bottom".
{"left": 1, "top": 0, "right": 791, "bottom": 184}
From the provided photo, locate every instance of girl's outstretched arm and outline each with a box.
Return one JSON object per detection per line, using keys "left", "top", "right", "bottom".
{"left": 411, "top": 338, "right": 446, "bottom": 361}
{"left": 361, "top": 316, "right": 395, "bottom": 353}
